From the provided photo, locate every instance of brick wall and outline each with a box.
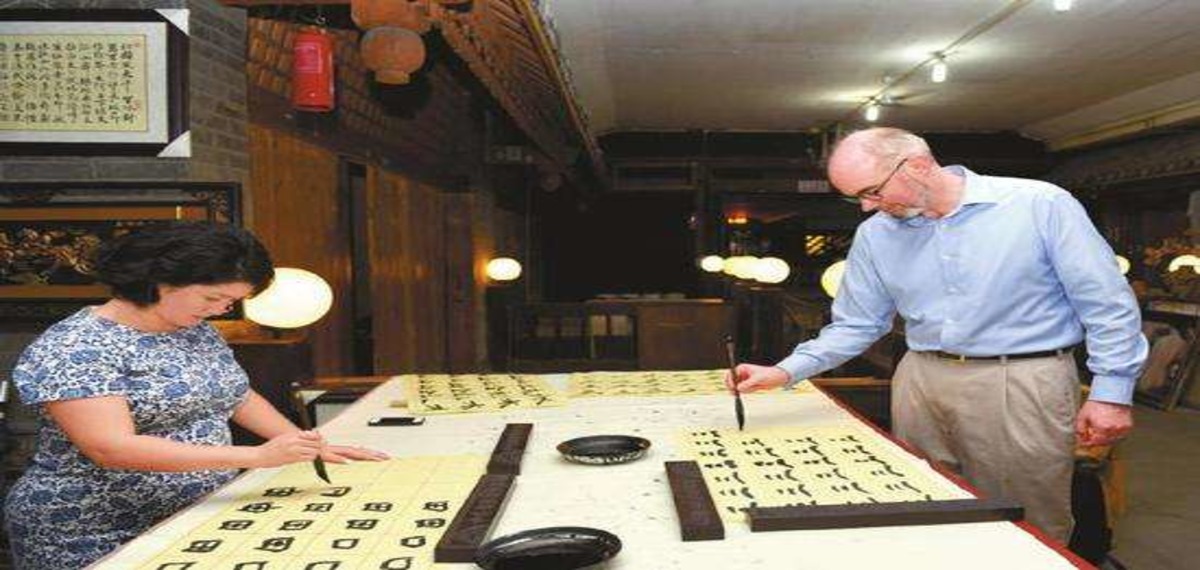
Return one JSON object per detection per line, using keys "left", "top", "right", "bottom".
{"left": 0, "top": 2, "right": 251, "bottom": 453}
{"left": 0, "top": 0, "right": 248, "bottom": 185}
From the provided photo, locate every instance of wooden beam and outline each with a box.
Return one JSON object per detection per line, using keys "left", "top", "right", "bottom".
{"left": 511, "top": 0, "right": 607, "bottom": 184}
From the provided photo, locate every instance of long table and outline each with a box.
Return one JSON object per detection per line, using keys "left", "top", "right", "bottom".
{"left": 97, "top": 376, "right": 1091, "bottom": 569}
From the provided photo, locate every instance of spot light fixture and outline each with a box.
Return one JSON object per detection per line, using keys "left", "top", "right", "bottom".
{"left": 863, "top": 102, "right": 881, "bottom": 122}
{"left": 930, "top": 57, "right": 948, "bottom": 83}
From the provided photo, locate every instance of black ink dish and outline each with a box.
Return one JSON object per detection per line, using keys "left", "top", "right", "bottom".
{"left": 556, "top": 435, "right": 651, "bottom": 465}
{"left": 475, "top": 526, "right": 621, "bottom": 570}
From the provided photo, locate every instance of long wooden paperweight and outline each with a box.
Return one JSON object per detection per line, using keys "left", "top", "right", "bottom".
{"left": 747, "top": 497, "right": 1024, "bottom": 532}
{"left": 665, "top": 460, "right": 725, "bottom": 541}
{"left": 487, "top": 422, "right": 533, "bottom": 475}
{"left": 434, "top": 473, "right": 517, "bottom": 562}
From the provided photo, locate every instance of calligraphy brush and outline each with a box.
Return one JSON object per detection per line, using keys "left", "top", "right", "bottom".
{"left": 724, "top": 335, "right": 745, "bottom": 431}
{"left": 289, "top": 382, "right": 331, "bottom": 484}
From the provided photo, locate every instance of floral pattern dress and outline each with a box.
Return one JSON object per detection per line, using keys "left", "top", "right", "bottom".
{"left": 3, "top": 308, "right": 249, "bottom": 569}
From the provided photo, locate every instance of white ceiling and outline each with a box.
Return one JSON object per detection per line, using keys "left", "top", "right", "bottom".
{"left": 540, "top": 0, "right": 1200, "bottom": 149}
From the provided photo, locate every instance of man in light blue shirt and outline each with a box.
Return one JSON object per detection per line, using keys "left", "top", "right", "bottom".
{"left": 731, "top": 128, "right": 1147, "bottom": 542}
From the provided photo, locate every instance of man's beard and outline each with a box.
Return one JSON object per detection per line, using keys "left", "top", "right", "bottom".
{"left": 887, "top": 185, "right": 932, "bottom": 219}
{"left": 885, "top": 201, "right": 925, "bottom": 220}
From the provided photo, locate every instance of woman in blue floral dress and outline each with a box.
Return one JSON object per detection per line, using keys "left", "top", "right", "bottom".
{"left": 2, "top": 222, "right": 386, "bottom": 569}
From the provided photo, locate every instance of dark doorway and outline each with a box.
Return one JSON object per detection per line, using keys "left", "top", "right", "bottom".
{"left": 541, "top": 191, "right": 699, "bottom": 301}
{"left": 342, "top": 159, "right": 374, "bottom": 375}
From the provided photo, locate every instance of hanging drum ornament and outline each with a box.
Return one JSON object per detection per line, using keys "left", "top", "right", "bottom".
{"left": 360, "top": 27, "right": 426, "bottom": 85}
{"left": 351, "top": 0, "right": 432, "bottom": 34}
{"left": 291, "top": 27, "right": 335, "bottom": 112}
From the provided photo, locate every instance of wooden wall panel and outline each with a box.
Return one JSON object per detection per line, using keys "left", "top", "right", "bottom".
{"left": 415, "top": 181, "right": 448, "bottom": 371}
{"left": 244, "top": 16, "right": 517, "bottom": 377}
{"left": 247, "top": 125, "right": 353, "bottom": 377}
{"left": 368, "top": 169, "right": 448, "bottom": 373}
{"left": 444, "top": 193, "right": 477, "bottom": 372}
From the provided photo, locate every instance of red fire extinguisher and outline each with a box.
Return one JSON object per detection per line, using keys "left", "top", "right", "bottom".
{"left": 291, "top": 27, "right": 335, "bottom": 112}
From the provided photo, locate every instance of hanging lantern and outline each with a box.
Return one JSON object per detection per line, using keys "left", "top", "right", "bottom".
{"left": 360, "top": 27, "right": 426, "bottom": 85}
{"left": 351, "top": 0, "right": 431, "bottom": 34}
{"left": 290, "top": 27, "right": 335, "bottom": 112}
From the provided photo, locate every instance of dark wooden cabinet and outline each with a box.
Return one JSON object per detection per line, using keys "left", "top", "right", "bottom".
{"left": 504, "top": 299, "right": 735, "bottom": 372}
{"left": 629, "top": 301, "right": 735, "bottom": 369}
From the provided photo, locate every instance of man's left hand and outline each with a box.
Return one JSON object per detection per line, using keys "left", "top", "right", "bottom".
{"left": 1075, "top": 400, "right": 1133, "bottom": 446}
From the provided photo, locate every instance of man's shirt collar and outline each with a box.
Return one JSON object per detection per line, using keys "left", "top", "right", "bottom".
{"left": 952, "top": 165, "right": 1002, "bottom": 206}
{"left": 875, "top": 165, "right": 998, "bottom": 228}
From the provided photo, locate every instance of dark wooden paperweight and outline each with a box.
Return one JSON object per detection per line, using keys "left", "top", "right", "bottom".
{"left": 664, "top": 460, "right": 725, "bottom": 541}
{"left": 487, "top": 423, "right": 533, "bottom": 475}
{"left": 747, "top": 497, "right": 1023, "bottom": 532}
{"left": 434, "top": 473, "right": 518, "bottom": 562}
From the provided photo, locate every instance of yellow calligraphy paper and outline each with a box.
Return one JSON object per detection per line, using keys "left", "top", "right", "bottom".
{"left": 398, "top": 374, "right": 565, "bottom": 415}
{"left": 680, "top": 425, "right": 966, "bottom": 521}
{"left": 568, "top": 369, "right": 731, "bottom": 398}
{"left": 137, "top": 455, "right": 486, "bottom": 570}
{"left": 0, "top": 34, "right": 149, "bottom": 132}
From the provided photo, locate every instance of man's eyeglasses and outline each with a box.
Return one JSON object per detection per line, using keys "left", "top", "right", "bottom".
{"left": 843, "top": 157, "right": 908, "bottom": 204}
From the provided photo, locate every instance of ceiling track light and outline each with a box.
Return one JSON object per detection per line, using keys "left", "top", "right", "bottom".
{"left": 1053, "top": 0, "right": 1073, "bottom": 12}
{"left": 931, "top": 58, "right": 948, "bottom": 83}
{"left": 841, "top": 0, "right": 1031, "bottom": 124}
{"left": 863, "top": 102, "right": 881, "bottom": 122}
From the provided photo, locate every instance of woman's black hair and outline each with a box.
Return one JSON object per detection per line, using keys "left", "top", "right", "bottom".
{"left": 93, "top": 221, "right": 275, "bottom": 306}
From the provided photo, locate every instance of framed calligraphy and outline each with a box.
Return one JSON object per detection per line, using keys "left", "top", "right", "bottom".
{"left": 0, "top": 181, "right": 240, "bottom": 321}
{"left": 0, "top": 9, "right": 189, "bottom": 157}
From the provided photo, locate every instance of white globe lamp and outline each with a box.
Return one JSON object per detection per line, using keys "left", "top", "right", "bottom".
{"left": 821, "top": 260, "right": 848, "bottom": 299}
{"left": 699, "top": 255, "right": 725, "bottom": 273}
{"left": 1115, "top": 254, "right": 1130, "bottom": 276}
{"left": 486, "top": 257, "right": 523, "bottom": 282}
{"left": 753, "top": 257, "right": 791, "bottom": 284}
{"left": 244, "top": 267, "right": 334, "bottom": 329}
{"left": 1167, "top": 254, "right": 1200, "bottom": 274}
{"left": 725, "top": 256, "right": 759, "bottom": 280}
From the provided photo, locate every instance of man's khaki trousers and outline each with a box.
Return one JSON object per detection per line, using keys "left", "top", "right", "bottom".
{"left": 892, "top": 350, "right": 1079, "bottom": 542}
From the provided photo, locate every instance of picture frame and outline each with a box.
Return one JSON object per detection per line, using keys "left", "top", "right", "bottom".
{"left": 0, "top": 9, "right": 190, "bottom": 157}
{"left": 0, "top": 181, "right": 240, "bottom": 321}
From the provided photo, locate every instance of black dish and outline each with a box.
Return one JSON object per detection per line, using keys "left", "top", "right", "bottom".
{"left": 556, "top": 435, "right": 651, "bottom": 465}
{"left": 475, "top": 526, "right": 622, "bottom": 570}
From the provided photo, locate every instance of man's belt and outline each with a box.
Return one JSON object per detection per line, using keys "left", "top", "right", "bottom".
{"left": 922, "top": 348, "right": 1072, "bottom": 362}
